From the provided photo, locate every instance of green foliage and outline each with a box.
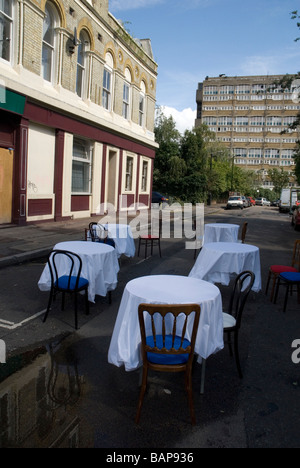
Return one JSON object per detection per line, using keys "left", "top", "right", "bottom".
{"left": 153, "top": 107, "right": 260, "bottom": 203}
{"left": 267, "top": 168, "right": 290, "bottom": 196}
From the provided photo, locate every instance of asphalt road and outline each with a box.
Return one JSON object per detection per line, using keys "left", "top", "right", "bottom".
{"left": 0, "top": 205, "right": 299, "bottom": 449}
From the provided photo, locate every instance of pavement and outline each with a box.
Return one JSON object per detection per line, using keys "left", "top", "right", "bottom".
{"left": 0, "top": 203, "right": 299, "bottom": 449}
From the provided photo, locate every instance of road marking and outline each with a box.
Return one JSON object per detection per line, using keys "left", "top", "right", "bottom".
{"left": 0, "top": 310, "right": 46, "bottom": 329}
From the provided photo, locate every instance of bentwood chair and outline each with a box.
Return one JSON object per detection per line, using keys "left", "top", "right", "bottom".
{"left": 265, "top": 239, "right": 300, "bottom": 301}
{"left": 43, "top": 250, "right": 89, "bottom": 330}
{"left": 222, "top": 271, "right": 255, "bottom": 378}
{"left": 274, "top": 271, "right": 300, "bottom": 312}
{"left": 89, "top": 222, "right": 115, "bottom": 248}
{"left": 136, "top": 303, "right": 200, "bottom": 425}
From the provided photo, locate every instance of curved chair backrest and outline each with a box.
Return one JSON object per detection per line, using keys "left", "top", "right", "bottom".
{"left": 228, "top": 271, "right": 255, "bottom": 329}
{"left": 138, "top": 303, "right": 200, "bottom": 367}
{"left": 241, "top": 222, "right": 248, "bottom": 243}
{"left": 48, "top": 250, "right": 83, "bottom": 291}
{"left": 89, "top": 222, "right": 107, "bottom": 242}
{"left": 292, "top": 240, "right": 300, "bottom": 270}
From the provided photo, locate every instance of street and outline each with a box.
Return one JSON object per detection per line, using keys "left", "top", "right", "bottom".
{"left": 0, "top": 205, "right": 300, "bottom": 448}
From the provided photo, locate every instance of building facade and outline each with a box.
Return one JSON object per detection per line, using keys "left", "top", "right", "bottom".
{"left": 0, "top": 0, "right": 158, "bottom": 225}
{"left": 196, "top": 75, "right": 300, "bottom": 190}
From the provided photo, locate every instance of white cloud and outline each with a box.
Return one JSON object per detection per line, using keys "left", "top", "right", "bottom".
{"left": 160, "top": 106, "right": 196, "bottom": 134}
{"left": 110, "top": 0, "right": 164, "bottom": 11}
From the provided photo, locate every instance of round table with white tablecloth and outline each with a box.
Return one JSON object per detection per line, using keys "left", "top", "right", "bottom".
{"left": 104, "top": 223, "right": 135, "bottom": 258}
{"left": 38, "top": 241, "right": 120, "bottom": 303}
{"left": 204, "top": 223, "right": 240, "bottom": 244}
{"left": 189, "top": 242, "right": 262, "bottom": 292}
{"left": 108, "top": 275, "right": 224, "bottom": 371}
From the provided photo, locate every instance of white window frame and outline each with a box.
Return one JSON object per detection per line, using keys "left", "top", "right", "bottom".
{"left": 76, "top": 31, "right": 89, "bottom": 98}
{"left": 102, "top": 52, "right": 114, "bottom": 111}
{"left": 42, "top": 2, "right": 59, "bottom": 83}
{"left": 71, "top": 137, "right": 93, "bottom": 195}
{"left": 140, "top": 158, "right": 150, "bottom": 193}
{"left": 0, "top": 0, "right": 13, "bottom": 63}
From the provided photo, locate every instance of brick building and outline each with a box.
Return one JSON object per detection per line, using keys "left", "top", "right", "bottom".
{"left": 0, "top": 0, "right": 158, "bottom": 225}
{"left": 196, "top": 75, "right": 300, "bottom": 190}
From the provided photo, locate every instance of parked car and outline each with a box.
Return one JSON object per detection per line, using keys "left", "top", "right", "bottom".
{"left": 226, "top": 196, "right": 244, "bottom": 209}
{"left": 271, "top": 199, "right": 280, "bottom": 207}
{"left": 151, "top": 191, "right": 169, "bottom": 205}
{"left": 255, "top": 197, "right": 270, "bottom": 206}
{"left": 241, "top": 196, "right": 250, "bottom": 208}
{"left": 292, "top": 207, "right": 300, "bottom": 231}
{"left": 247, "top": 197, "right": 256, "bottom": 206}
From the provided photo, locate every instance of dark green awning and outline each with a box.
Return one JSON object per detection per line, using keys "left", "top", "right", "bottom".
{"left": 0, "top": 87, "right": 26, "bottom": 115}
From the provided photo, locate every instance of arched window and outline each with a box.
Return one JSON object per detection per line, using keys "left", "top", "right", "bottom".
{"left": 42, "top": 2, "right": 59, "bottom": 82}
{"left": 139, "top": 81, "right": 146, "bottom": 127}
{"left": 0, "top": 0, "right": 13, "bottom": 62}
{"left": 123, "top": 67, "right": 131, "bottom": 120}
{"left": 102, "top": 52, "right": 113, "bottom": 111}
{"left": 76, "top": 30, "right": 90, "bottom": 98}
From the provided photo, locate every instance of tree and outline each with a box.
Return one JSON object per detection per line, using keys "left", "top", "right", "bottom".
{"left": 268, "top": 168, "right": 290, "bottom": 197}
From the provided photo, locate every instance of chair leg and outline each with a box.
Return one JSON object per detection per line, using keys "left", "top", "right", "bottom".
{"left": 186, "top": 370, "right": 196, "bottom": 425}
{"left": 270, "top": 275, "right": 278, "bottom": 302}
{"left": 85, "top": 288, "right": 89, "bottom": 315}
{"left": 283, "top": 283, "right": 290, "bottom": 313}
{"left": 43, "top": 289, "right": 53, "bottom": 323}
{"left": 135, "top": 366, "right": 148, "bottom": 424}
{"left": 158, "top": 239, "right": 162, "bottom": 257}
{"left": 274, "top": 277, "right": 281, "bottom": 304}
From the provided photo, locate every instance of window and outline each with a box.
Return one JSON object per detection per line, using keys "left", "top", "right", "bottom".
{"left": 102, "top": 52, "right": 113, "bottom": 111}
{"left": 141, "top": 160, "right": 148, "bottom": 192}
{"left": 139, "top": 81, "right": 146, "bottom": 127}
{"left": 72, "top": 138, "right": 92, "bottom": 194}
{"left": 42, "top": 2, "right": 58, "bottom": 82}
{"left": 125, "top": 156, "right": 133, "bottom": 191}
{"left": 76, "top": 31, "right": 89, "bottom": 98}
{"left": 0, "top": 0, "right": 13, "bottom": 62}
{"left": 122, "top": 67, "right": 131, "bottom": 120}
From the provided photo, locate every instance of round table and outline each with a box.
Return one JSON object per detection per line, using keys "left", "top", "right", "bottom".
{"left": 204, "top": 223, "right": 240, "bottom": 244}
{"left": 38, "top": 241, "right": 120, "bottom": 303}
{"left": 105, "top": 223, "right": 135, "bottom": 258}
{"left": 189, "top": 242, "right": 261, "bottom": 292}
{"left": 108, "top": 275, "right": 224, "bottom": 371}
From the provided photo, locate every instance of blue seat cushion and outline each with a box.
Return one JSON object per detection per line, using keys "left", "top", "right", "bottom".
{"left": 146, "top": 335, "right": 191, "bottom": 365}
{"left": 55, "top": 276, "right": 89, "bottom": 291}
{"left": 280, "top": 272, "right": 300, "bottom": 282}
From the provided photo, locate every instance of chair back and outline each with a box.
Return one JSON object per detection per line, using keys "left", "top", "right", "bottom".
{"left": 292, "top": 240, "right": 300, "bottom": 270}
{"left": 138, "top": 303, "right": 200, "bottom": 367}
{"left": 227, "top": 271, "right": 255, "bottom": 329}
{"left": 241, "top": 222, "right": 248, "bottom": 243}
{"left": 48, "top": 250, "right": 83, "bottom": 291}
{"left": 89, "top": 222, "right": 107, "bottom": 242}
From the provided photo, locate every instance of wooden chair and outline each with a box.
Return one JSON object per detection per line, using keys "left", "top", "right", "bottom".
{"left": 265, "top": 239, "right": 300, "bottom": 301}
{"left": 137, "top": 216, "right": 162, "bottom": 258}
{"left": 136, "top": 303, "right": 200, "bottom": 425}
{"left": 223, "top": 271, "right": 255, "bottom": 378}
{"left": 239, "top": 222, "right": 248, "bottom": 244}
{"left": 43, "top": 250, "right": 89, "bottom": 330}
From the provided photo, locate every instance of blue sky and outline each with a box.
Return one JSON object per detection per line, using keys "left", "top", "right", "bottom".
{"left": 109, "top": 0, "right": 300, "bottom": 133}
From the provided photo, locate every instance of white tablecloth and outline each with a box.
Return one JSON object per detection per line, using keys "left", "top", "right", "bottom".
{"left": 108, "top": 275, "right": 224, "bottom": 371}
{"left": 105, "top": 224, "right": 135, "bottom": 258}
{"left": 189, "top": 242, "right": 261, "bottom": 292}
{"left": 204, "top": 223, "right": 240, "bottom": 244}
{"left": 38, "top": 241, "right": 120, "bottom": 303}
{"left": 88, "top": 223, "right": 135, "bottom": 258}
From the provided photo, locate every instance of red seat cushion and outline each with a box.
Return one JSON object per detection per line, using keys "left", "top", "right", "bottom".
{"left": 270, "top": 265, "right": 298, "bottom": 274}
{"left": 140, "top": 235, "right": 159, "bottom": 239}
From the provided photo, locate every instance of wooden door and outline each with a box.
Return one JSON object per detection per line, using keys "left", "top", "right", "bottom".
{"left": 0, "top": 148, "right": 13, "bottom": 224}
